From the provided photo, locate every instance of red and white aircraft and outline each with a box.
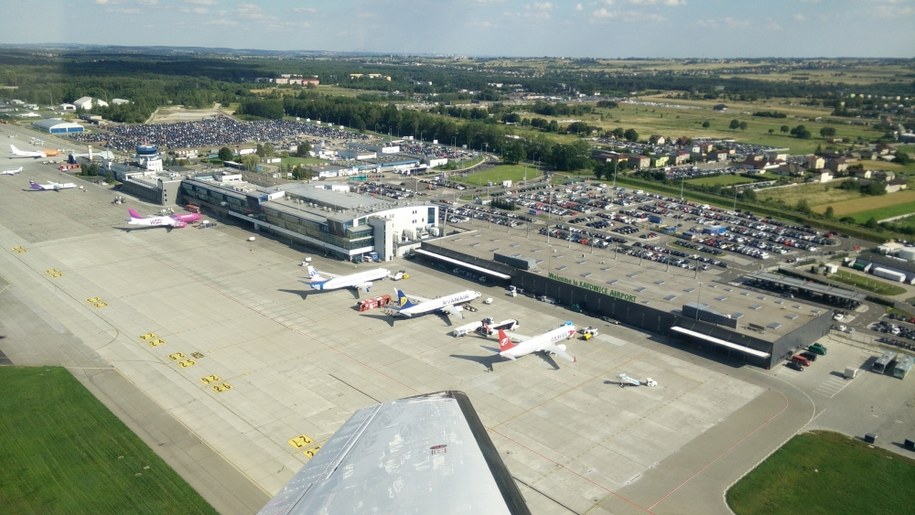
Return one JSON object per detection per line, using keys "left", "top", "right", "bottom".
{"left": 496, "top": 323, "right": 577, "bottom": 363}
{"left": 127, "top": 208, "right": 202, "bottom": 229}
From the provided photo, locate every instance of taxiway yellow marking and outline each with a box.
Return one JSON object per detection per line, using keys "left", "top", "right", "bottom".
{"left": 11, "top": 246, "right": 27, "bottom": 254}
{"left": 210, "top": 382, "right": 232, "bottom": 393}
{"left": 168, "top": 353, "right": 185, "bottom": 361}
{"left": 46, "top": 269, "right": 63, "bottom": 278}
{"left": 287, "top": 434, "right": 314, "bottom": 449}
{"left": 177, "top": 359, "right": 196, "bottom": 368}
{"left": 86, "top": 296, "right": 108, "bottom": 308}
{"left": 303, "top": 445, "right": 322, "bottom": 459}
{"left": 200, "top": 374, "right": 221, "bottom": 384}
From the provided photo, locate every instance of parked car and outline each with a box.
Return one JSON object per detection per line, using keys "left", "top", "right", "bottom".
{"left": 792, "top": 355, "right": 812, "bottom": 367}
{"left": 800, "top": 351, "right": 818, "bottom": 362}
{"left": 786, "top": 360, "right": 805, "bottom": 371}
{"left": 808, "top": 343, "right": 828, "bottom": 355}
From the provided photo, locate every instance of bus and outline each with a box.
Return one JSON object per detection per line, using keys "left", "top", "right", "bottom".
{"left": 873, "top": 351, "right": 897, "bottom": 374}
{"left": 892, "top": 355, "right": 913, "bottom": 379}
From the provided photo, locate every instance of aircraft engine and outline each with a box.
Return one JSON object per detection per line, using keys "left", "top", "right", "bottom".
{"left": 175, "top": 221, "right": 187, "bottom": 228}
{"left": 363, "top": 281, "right": 373, "bottom": 292}
{"left": 453, "top": 305, "right": 464, "bottom": 312}
{"left": 557, "top": 344, "right": 567, "bottom": 351}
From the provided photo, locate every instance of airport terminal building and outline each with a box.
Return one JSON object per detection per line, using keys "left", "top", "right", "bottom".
{"left": 413, "top": 232, "right": 851, "bottom": 369}
{"left": 179, "top": 173, "right": 440, "bottom": 262}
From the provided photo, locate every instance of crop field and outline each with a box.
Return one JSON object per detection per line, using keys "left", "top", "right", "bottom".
{"left": 0, "top": 367, "right": 216, "bottom": 514}
{"left": 727, "top": 431, "right": 915, "bottom": 515}
{"left": 822, "top": 190, "right": 915, "bottom": 218}
{"left": 755, "top": 182, "right": 862, "bottom": 207}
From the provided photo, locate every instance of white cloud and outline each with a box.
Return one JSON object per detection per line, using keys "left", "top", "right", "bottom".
{"left": 575, "top": 3, "right": 584, "bottom": 11}
{"left": 793, "top": 13, "right": 806, "bottom": 21}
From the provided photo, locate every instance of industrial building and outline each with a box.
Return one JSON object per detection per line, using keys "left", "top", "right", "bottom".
{"left": 31, "top": 118, "right": 84, "bottom": 134}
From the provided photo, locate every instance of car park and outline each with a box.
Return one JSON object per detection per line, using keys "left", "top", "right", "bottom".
{"left": 800, "top": 351, "right": 818, "bottom": 362}
{"left": 808, "top": 343, "right": 828, "bottom": 355}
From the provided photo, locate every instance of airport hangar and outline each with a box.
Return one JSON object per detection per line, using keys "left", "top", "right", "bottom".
{"left": 115, "top": 169, "right": 861, "bottom": 370}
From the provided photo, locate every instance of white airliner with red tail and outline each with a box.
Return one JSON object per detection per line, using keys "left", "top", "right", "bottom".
{"left": 496, "top": 323, "right": 577, "bottom": 363}
{"left": 127, "top": 208, "right": 201, "bottom": 229}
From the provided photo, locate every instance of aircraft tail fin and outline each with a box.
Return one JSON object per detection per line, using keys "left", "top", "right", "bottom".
{"left": 11, "top": 144, "right": 19, "bottom": 153}
{"left": 128, "top": 208, "right": 144, "bottom": 219}
{"left": 394, "top": 288, "right": 416, "bottom": 309}
{"left": 28, "top": 179, "right": 41, "bottom": 190}
{"left": 305, "top": 265, "right": 325, "bottom": 280}
{"left": 497, "top": 329, "right": 516, "bottom": 352}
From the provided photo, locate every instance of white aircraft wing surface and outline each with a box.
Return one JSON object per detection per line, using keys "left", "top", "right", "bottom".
{"left": 547, "top": 344, "right": 576, "bottom": 363}
{"left": 258, "top": 391, "right": 529, "bottom": 515}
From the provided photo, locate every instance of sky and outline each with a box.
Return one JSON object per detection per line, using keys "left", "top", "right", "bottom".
{"left": 1, "top": 0, "right": 913, "bottom": 58}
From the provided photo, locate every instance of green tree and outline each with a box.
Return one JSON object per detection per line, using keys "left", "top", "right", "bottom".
{"left": 623, "top": 128, "right": 639, "bottom": 142}
{"left": 218, "top": 147, "right": 234, "bottom": 161}
{"left": 780, "top": 125, "right": 790, "bottom": 133}
{"left": 295, "top": 142, "right": 312, "bottom": 157}
{"left": 824, "top": 206, "right": 835, "bottom": 219}
{"left": 739, "top": 121, "right": 748, "bottom": 130}
{"left": 820, "top": 127, "right": 836, "bottom": 138}
{"left": 895, "top": 151, "right": 911, "bottom": 165}
{"left": 729, "top": 119, "right": 740, "bottom": 129}
{"left": 701, "top": 120, "right": 710, "bottom": 128}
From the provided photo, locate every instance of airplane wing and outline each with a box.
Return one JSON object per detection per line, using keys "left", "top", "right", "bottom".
{"left": 258, "top": 391, "right": 529, "bottom": 515}
{"left": 499, "top": 330, "right": 532, "bottom": 342}
{"left": 545, "top": 343, "right": 576, "bottom": 363}
{"left": 441, "top": 304, "right": 465, "bottom": 320}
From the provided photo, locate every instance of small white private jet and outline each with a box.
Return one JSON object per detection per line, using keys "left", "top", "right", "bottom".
{"left": 617, "top": 372, "right": 658, "bottom": 388}
{"left": 1, "top": 166, "right": 23, "bottom": 175}
{"left": 305, "top": 264, "right": 391, "bottom": 297}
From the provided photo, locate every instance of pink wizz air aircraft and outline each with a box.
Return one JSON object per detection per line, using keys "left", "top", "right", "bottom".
{"left": 127, "top": 208, "right": 201, "bottom": 229}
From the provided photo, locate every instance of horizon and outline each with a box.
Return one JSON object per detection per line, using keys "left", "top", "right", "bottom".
{"left": 0, "top": 0, "right": 912, "bottom": 59}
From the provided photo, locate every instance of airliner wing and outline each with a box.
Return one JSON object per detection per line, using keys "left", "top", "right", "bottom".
{"left": 258, "top": 391, "right": 529, "bottom": 515}
{"left": 441, "top": 304, "right": 465, "bottom": 320}
{"left": 546, "top": 344, "right": 576, "bottom": 363}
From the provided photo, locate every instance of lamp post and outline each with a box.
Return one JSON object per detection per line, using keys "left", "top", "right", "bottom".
{"left": 695, "top": 281, "right": 703, "bottom": 320}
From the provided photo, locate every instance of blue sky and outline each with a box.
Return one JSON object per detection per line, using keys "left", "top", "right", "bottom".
{"left": 2, "top": 0, "right": 912, "bottom": 57}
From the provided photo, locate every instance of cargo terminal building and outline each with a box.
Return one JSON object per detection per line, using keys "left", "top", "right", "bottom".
{"left": 180, "top": 174, "right": 440, "bottom": 262}
{"left": 414, "top": 230, "right": 850, "bottom": 369}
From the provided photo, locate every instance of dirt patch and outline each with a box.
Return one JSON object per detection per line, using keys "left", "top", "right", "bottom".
{"left": 146, "top": 104, "right": 232, "bottom": 124}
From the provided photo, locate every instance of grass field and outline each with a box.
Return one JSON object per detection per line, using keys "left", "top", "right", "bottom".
{"left": 0, "top": 367, "right": 216, "bottom": 514}
{"left": 830, "top": 269, "right": 907, "bottom": 296}
{"left": 756, "top": 181, "right": 863, "bottom": 207}
{"left": 687, "top": 174, "right": 758, "bottom": 186}
{"left": 727, "top": 431, "right": 915, "bottom": 514}
{"left": 461, "top": 163, "right": 542, "bottom": 186}
{"left": 821, "top": 189, "right": 915, "bottom": 218}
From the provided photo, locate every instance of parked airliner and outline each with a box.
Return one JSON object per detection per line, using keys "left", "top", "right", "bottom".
{"left": 127, "top": 208, "right": 201, "bottom": 229}
{"left": 305, "top": 265, "right": 390, "bottom": 295}
{"left": 496, "top": 323, "right": 577, "bottom": 363}
{"left": 29, "top": 179, "right": 77, "bottom": 191}
{"left": 1, "top": 166, "right": 23, "bottom": 175}
{"left": 10, "top": 144, "right": 58, "bottom": 159}
{"left": 391, "top": 288, "right": 481, "bottom": 319}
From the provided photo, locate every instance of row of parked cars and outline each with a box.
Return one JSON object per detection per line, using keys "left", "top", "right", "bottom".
{"left": 786, "top": 342, "right": 828, "bottom": 371}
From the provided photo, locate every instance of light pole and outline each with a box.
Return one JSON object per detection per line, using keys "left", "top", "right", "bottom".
{"left": 695, "top": 281, "right": 703, "bottom": 320}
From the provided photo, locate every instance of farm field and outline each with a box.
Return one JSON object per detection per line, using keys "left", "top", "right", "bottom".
{"left": 756, "top": 181, "right": 862, "bottom": 207}
{"left": 726, "top": 431, "right": 915, "bottom": 515}
{"left": 822, "top": 189, "right": 915, "bottom": 219}
{"left": 0, "top": 367, "right": 216, "bottom": 514}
